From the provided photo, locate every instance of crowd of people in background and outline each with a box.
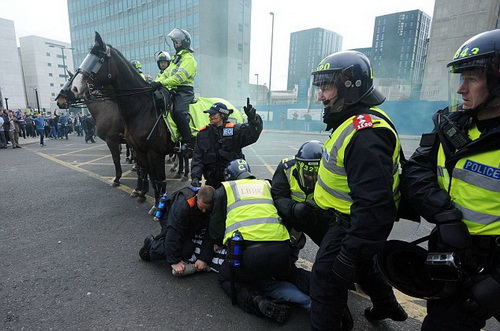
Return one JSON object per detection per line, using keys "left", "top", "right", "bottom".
{"left": 0, "top": 108, "right": 96, "bottom": 148}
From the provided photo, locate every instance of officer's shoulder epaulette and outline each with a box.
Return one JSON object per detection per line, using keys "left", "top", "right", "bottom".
{"left": 281, "top": 158, "right": 296, "bottom": 169}
{"left": 199, "top": 125, "right": 207, "bottom": 131}
{"left": 186, "top": 196, "right": 196, "bottom": 208}
{"left": 353, "top": 114, "right": 374, "bottom": 131}
{"left": 225, "top": 122, "right": 236, "bottom": 128}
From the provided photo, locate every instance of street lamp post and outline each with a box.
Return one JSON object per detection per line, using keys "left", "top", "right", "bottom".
{"left": 255, "top": 73, "right": 259, "bottom": 104}
{"left": 4, "top": 98, "right": 8, "bottom": 110}
{"left": 268, "top": 12, "right": 275, "bottom": 106}
{"left": 49, "top": 44, "right": 74, "bottom": 79}
{"left": 34, "top": 88, "right": 41, "bottom": 113}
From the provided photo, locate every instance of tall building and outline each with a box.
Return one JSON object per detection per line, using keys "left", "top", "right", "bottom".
{"left": 67, "top": 0, "right": 251, "bottom": 106}
{"left": 19, "top": 36, "right": 74, "bottom": 113}
{"left": 287, "top": 27, "right": 343, "bottom": 95}
{"left": 420, "top": 0, "right": 500, "bottom": 101}
{"left": 371, "top": 10, "right": 431, "bottom": 100}
{"left": 0, "top": 18, "right": 26, "bottom": 110}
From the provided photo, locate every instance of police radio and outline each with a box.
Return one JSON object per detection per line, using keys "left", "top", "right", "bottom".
{"left": 441, "top": 114, "right": 471, "bottom": 150}
{"left": 425, "top": 252, "right": 463, "bottom": 281}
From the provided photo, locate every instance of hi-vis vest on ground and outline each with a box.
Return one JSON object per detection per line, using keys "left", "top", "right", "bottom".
{"left": 281, "top": 158, "right": 314, "bottom": 202}
{"left": 437, "top": 124, "right": 500, "bottom": 235}
{"left": 222, "top": 179, "right": 290, "bottom": 244}
{"left": 314, "top": 107, "right": 401, "bottom": 214}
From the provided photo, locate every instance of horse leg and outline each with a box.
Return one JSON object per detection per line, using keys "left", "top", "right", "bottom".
{"left": 136, "top": 167, "right": 149, "bottom": 203}
{"left": 107, "top": 138, "right": 122, "bottom": 187}
{"left": 176, "top": 153, "right": 183, "bottom": 178}
{"left": 170, "top": 153, "right": 178, "bottom": 172}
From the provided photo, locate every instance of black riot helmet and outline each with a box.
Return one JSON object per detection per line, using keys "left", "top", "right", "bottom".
{"left": 447, "top": 29, "right": 500, "bottom": 112}
{"left": 224, "top": 159, "right": 255, "bottom": 181}
{"left": 155, "top": 51, "right": 171, "bottom": 71}
{"left": 295, "top": 140, "right": 323, "bottom": 192}
{"left": 377, "top": 240, "right": 459, "bottom": 300}
{"left": 311, "top": 51, "right": 385, "bottom": 114}
{"left": 167, "top": 28, "right": 194, "bottom": 53}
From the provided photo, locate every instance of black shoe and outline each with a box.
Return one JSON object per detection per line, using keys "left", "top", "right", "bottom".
{"left": 364, "top": 303, "right": 408, "bottom": 321}
{"left": 342, "top": 305, "right": 354, "bottom": 331}
{"left": 254, "top": 296, "right": 290, "bottom": 324}
{"left": 139, "top": 235, "right": 154, "bottom": 261}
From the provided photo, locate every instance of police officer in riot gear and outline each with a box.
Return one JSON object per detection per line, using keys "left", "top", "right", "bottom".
{"left": 271, "top": 140, "right": 330, "bottom": 248}
{"left": 130, "top": 60, "right": 146, "bottom": 80}
{"left": 403, "top": 29, "right": 500, "bottom": 331}
{"left": 154, "top": 51, "right": 171, "bottom": 75}
{"left": 208, "top": 159, "right": 311, "bottom": 324}
{"left": 309, "top": 51, "right": 407, "bottom": 330}
{"left": 151, "top": 28, "right": 197, "bottom": 153}
{"left": 190, "top": 101, "right": 262, "bottom": 189}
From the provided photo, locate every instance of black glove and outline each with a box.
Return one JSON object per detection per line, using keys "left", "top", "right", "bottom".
{"left": 434, "top": 209, "right": 471, "bottom": 251}
{"left": 292, "top": 202, "right": 312, "bottom": 220}
{"left": 150, "top": 81, "right": 163, "bottom": 91}
{"left": 332, "top": 248, "right": 357, "bottom": 289}
{"left": 463, "top": 275, "right": 500, "bottom": 320}
{"left": 191, "top": 177, "right": 201, "bottom": 187}
{"left": 243, "top": 103, "right": 257, "bottom": 123}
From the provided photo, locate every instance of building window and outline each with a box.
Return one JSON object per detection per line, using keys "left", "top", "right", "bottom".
{"left": 49, "top": 73, "right": 53, "bottom": 77}
{"left": 51, "top": 93, "right": 56, "bottom": 97}
{"left": 47, "top": 63, "right": 52, "bottom": 66}
{"left": 50, "top": 83, "right": 54, "bottom": 87}
{"left": 46, "top": 52, "right": 50, "bottom": 56}
{"left": 238, "top": 43, "right": 243, "bottom": 51}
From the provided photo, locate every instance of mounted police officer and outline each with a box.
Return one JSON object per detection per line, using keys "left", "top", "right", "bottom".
{"left": 151, "top": 28, "right": 197, "bottom": 154}
{"left": 209, "top": 159, "right": 310, "bottom": 324}
{"left": 154, "top": 51, "right": 171, "bottom": 76}
{"left": 190, "top": 101, "right": 262, "bottom": 189}
{"left": 271, "top": 140, "right": 330, "bottom": 253}
{"left": 402, "top": 29, "right": 500, "bottom": 331}
{"left": 308, "top": 50, "right": 407, "bottom": 330}
{"left": 130, "top": 60, "right": 146, "bottom": 80}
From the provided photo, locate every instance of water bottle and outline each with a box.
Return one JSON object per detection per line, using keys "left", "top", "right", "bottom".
{"left": 230, "top": 230, "right": 244, "bottom": 268}
{"left": 153, "top": 193, "right": 168, "bottom": 221}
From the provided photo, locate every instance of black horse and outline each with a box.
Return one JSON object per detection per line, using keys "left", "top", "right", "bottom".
{"left": 67, "top": 32, "right": 177, "bottom": 206}
{"left": 56, "top": 79, "right": 134, "bottom": 188}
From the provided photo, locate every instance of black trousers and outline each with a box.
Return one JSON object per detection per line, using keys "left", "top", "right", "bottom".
{"left": 172, "top": 86, "right": 194, "bottom": 143}
{"left": 149, "top": 236, "right": 195, "bottom": 263}
{"left": 218, "top": 241, "right": 310, "bottom": 315}
{"left": 310, "top": 223, "right": 398, "bottom": 331}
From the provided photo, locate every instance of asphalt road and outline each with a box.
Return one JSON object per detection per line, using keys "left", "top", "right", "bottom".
{"left": 1, "top": 131, "right": 498, "bottom": 331}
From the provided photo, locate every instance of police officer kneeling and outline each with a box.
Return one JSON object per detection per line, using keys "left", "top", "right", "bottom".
{"left": 402, "top": 29, "right": 500, "bottom": 331}
{"left": 209, "top": 159, "right": 310, "bottom": 324}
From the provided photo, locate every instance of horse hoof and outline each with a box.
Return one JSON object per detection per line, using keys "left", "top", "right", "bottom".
{"left": 130, "top": 190, "right": 140, "bottom": 197}
{"left": 170, "top": 167, "right": 177, "bottom": 172}
{"left": 125, "top": 157, "right": 130, "bottom": 163}
{"left": 110, "top": 181, "right": 120, "bottom": 187}
{"left": 148, "top": 206, "right": 156, "bottom": 215}
{"left": 181, "top": 176, "right": 189, "bottom": 182}
{"left": 136, "top": 196, "right": 146, "bottom": 203}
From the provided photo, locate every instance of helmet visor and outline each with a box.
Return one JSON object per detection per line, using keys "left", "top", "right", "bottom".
{"left": 297, "top": 160, "right": 319, "bottom": 191}
{"left": 448, "top": 66, "right": 488, "bottom": 112}
{"left": 167, "top": 28, "right": 185, "bottom": 42}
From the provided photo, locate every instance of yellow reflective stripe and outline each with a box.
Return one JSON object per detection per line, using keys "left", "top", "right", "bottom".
{"left": 227, "top": 198, "right": 274, "bottom": 213}
{"left": 225, "top": 217, "right": 283, "bottom": 236}
{"left": 317, "top": 175, "right": 352, "bottom": 202}
{"left": 456, "top": 204, "right": 499, "bottom": 225}
{"left": 453, "top": 167, "right": 500, "bottom": 193}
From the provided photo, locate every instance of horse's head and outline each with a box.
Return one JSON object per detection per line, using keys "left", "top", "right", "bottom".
{"left": 56, "top": 70, "right": 77, "bottom": 109}
{"left": 70, "top": 32, "right": 115, "bottom": 100}
{"left": 70, "top": 32, "right": 149, "bottom": 101}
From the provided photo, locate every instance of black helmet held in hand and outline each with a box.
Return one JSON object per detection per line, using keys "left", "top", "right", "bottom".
{"left": 224, "top": 159, "right": 255, "bottom": 181}
{"left": 295, "top": 140, "right": 323, "bottom": 192}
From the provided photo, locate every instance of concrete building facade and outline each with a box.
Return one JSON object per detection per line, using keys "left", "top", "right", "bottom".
{"left": 67, "top": 0, "right": 251, "bottom": 106}
{"left": 371, "top": 10, "right": 431, "bottom": 100}
{"left": 420, "top": 0, "right": 500, "bottom": 101}
{"left": 0, "top": 18, "right": 26, "bottom": 110}
{"left": 19, "top": 36, "right": 74, "bottom": 113}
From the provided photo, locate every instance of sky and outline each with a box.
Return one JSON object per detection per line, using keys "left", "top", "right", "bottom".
{"left": 0, "top": 0, "right": 435, "bottom": 91}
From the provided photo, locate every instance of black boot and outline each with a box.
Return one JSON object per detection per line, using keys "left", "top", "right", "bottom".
{"left": 139, "top": 235, "right": 154, "bottom": 261}
{"left": 253, "top": 295, "right": 290, "bottom": 324}
{"left": 364, "top": 302, "right": 408, "bottom": 321}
